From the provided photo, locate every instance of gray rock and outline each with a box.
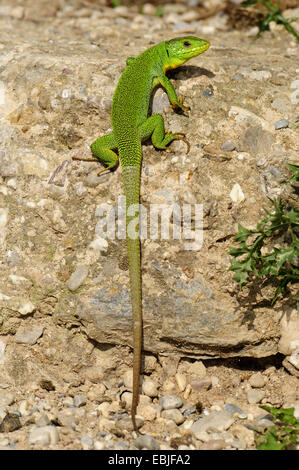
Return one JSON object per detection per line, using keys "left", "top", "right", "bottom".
{"left": 253, "top": 414, "right": 274, "bottom": 431}
{"left": 191, "top": 410, "right": 234, "bottom": 435}
{"left": 274, "top": 119, "right": 289, "bottom": 130}
{"left": 67, "top": 265, "right": 89, "bottom": 291}
{"left": 232, "top": 73, "right": 244, "bottom": 81}
{"left": 221, "top": 141, "right": 236, "bottom": 151}
{"left": 183, "top": 405, "right": 197, "bottom": 417}
{"left": 268, "top": 166, "right": 284, "bottom": 182}
{"left": 81, "top": 435, "right": 94, "bottom": 450}
{"left": 246, "top": 388, "right": 265, "bottom": 404}
{"left": 241, "top": 125, "right": 274, "bottom": 153}
{"left": 78, "top": 260, "right": 280, "bottom": 360}
{"left": 15, "top": 324, "right": 44, "bottom": 345}
{"left": 73, "top": 394, "right": 87, "bottom": 407}
{"left": 159, "top": 395, "right": 183, "bottom": 410}
{"left": 202, "top": 89, "right": 214, "bottom": 98}
{"left": 191, "top": 377, "right": 212, "bottom": 391}
{"left": 35, "top": 413, "right": 51, "bottom": 427}
{"left": 6, "top": 250, "right": 19, "bottom": 266}
{"left": 224, "top": 403, "right": 247, "bottom": 418}
{"left": 134, "top": 435, "right": 160, "bottom": 450}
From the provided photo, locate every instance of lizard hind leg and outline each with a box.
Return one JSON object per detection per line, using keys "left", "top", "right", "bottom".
{"left": 139, "top": 114, "right": 190, "bottom": 154}
{"left": 73, "top": 133, "right": 119, "bottom": 175}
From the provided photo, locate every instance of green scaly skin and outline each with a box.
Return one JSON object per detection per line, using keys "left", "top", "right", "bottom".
{"left": 73, "top": 36, "right": 210, "bottom": 431}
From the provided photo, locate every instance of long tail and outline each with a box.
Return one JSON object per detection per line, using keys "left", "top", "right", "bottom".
{"left": 122, "top": 164, "right": 142, "bottom": 432}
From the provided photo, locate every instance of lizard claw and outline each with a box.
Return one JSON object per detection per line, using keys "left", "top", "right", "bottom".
{"left": 175, "top": 133, "right": 190, "bottom": 154}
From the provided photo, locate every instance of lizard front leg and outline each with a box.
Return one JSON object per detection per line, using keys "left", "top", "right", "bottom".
{"left": 156, "top": 74, "right": 190, "bottom": 114}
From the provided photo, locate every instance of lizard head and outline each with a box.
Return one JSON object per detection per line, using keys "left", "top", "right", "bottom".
{"left": 164, "top": 36, "right": 210, "bottom": 70}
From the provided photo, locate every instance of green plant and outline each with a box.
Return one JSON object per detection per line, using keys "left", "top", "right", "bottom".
{"left": 242, "top": 0, "right": 299, "bottom": 42}
{"left": 288, "top": 163, "right": 299, "bottom": 182}
{"left": 229, "top": 164, "right": 299, "bottom": 311}
{"left": 111, "top": 0, "right": 121, "bottom": 7}
{"left": 256, "top": 405, "right": 299, "bottom": 450}
{"left": 154, "top": 6, "right": 164, "bottom": 17}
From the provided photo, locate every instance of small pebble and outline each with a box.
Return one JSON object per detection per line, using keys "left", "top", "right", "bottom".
{"left": 230, "top": 183, "right": 245, "bottom": 203}
{"left": 246, "top": 388, "right": 265, "bottom": 404}
{"left": 94, "top": 440, "right": 105, "bottom": 450}
{"left": 35, "top": 413, "right": 51, "bottom": 427}
{"left": 200, "top": 439, "right": 226, "bottom": 450}
{"left": 142, "top": 379, "right": 158, "bottom": 397}
{"left": 274, "top": 119, "right": 289, "bottom": 130}
{"left": 123, "top": 370, "right": 133, "bottom": 389}
{"left": 175, "top": 373, "right": 187, "bottom": 392}
{"left": 66, "top": 265, "right": 89, "bottom": 291}
{"left": 221, "top": 140, "right": 236, "bottom": 151}
{"left": 183, "top": 405, "right": 197, "bottom": 417}
{"left": 161, "top": 408, "right": 185, "bottom": 425}
{"left": 159, "top": 395, "right": 183, "bottom": 410}
{"left": 248, "top": 372, "right": 266, "bottom": 388}
{"left": 73, "top": 394, "right": 87, "bottom": 407}
{"left": 28, "top": 425, "right": 59, "bottom": 446}
{"left": 134, "top": 435, "right": 160, "bottom": 450}
{"left": 230, "top": 424, "right": 255, "bottom": 446}
{"left": 202, "top": 89, "right": 214, "bottom": 98}
{"left": 15, "top": 325, "right": 44, "bottom": 345}
{"left": 81, "top": 435, "right": 94, "bottom": 450}
{"left": 191, "top": 410, "right": 234, "bottom": 435}
{"left": 188, "top": 361, "right": 206, "bottom": 378}
{"left": 137, "top": 403, "right": 157, "bottom": 421}
{"left": 224, "top": 403, "right": 247, "bottom": 418}
{"left": 191, "top": 377, "right": 212, "bottom": 391}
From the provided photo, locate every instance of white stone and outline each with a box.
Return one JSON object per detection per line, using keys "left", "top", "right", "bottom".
{"left": 0, "top": 340, "right": 6, "bottom": 365}
{"left": 0, "top": 208, "right": 8, "bottom": 245}
{"left": 230, "top": 183, "right": 245, "bottom": 203}
{"left": 278, "top": 310, "right": 299, "bottom": 355}
{"left": 142, "top": 379, "right": 158, "bottom": 397}
{"left": 175, "top": 373, "right": 187, "bottom": 392}
{"left": 29, "top": 425, "right": 59, "bottom": 446}
{"left": 123, "top": 369, "right": 133, "bottom": 389}
{"left": 18, "top": 300, "right": 36, "bottom": 316}
{"left": 66, "top": 265, "right": 89, "bottom": 291}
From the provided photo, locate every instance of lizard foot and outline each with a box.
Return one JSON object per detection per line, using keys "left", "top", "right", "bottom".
{"left": 170, "top": 96, "right": 191, "bottom": 114}
{"left": 174, "top": 132, "right": 191, "bottom": 154}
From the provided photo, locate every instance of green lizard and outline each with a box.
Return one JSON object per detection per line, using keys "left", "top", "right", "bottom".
{"left": 73, "top": 36, "right": 210, "bottom": 431}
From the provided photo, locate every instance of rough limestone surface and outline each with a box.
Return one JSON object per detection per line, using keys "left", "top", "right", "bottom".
{"left": 0, "top": 3, "right": 298, "bottom": 364}
{"left": 0, "top": 0, "right": 298, "bottom": 450}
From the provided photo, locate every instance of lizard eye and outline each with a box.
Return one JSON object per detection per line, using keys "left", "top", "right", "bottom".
{"left": 183, "top": 41, "right": 191, "bottom": 47}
